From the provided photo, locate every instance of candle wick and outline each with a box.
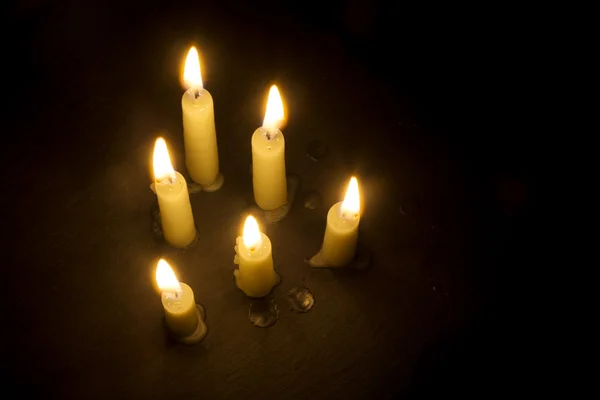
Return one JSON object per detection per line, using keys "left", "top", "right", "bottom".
{"left": 265, "top": 131, "right": 271, "bottom": 140}
{"left": 194, "top": 89, "right": 200, "bottom": 99}
{"left": 163, "top": 290, "right": 182, "bottom": 300}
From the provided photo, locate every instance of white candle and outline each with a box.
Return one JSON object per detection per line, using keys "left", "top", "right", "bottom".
{"left": 153, "top": 137, "right": 197, "bottom": 247}
{"left": 321, "top": 177, "right": 361, "bottom": 267}
{"left": 155, "top": 259, "right": 200, "bottom": 337}
{"left": 182, "top": 46, "right": 220, "bottom": 186}
{"left": 252, "top": 85, "right": 287, "bottom": 211}
{"left": 234, "top": 215, "right": 277, "bottom": 298}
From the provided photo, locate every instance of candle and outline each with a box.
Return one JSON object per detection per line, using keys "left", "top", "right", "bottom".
{"left": 182, "top": 46, "right": 220, "bottom": 187}
{"left": 153, "top": 137, "right": 197, "bottom": 247}
{"left": 252, "top": 85, "right": 287, "bottom": 210}
{"left": 155, "top": 259, "right": 202, "bottom": 338}
{"left": 234, "top": 215, "right": 277, "bottom": 297}
{"left": 321, "top": 177, "right": 361, "bottom": 267}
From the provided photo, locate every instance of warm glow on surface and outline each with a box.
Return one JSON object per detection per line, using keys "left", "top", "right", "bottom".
{"left": 341, "top": 177, "right": 360, "bottom": 217}
{"left": 183, "top": 46, "right": 203, "bottom": 89}
{"left": 153, "top": 137, "right": 176, "bottom": 182}
{"left": 156, "top": 259, "right": 182, "bottom": 294}
{"left": 242, "top": 215, "right": 262, "bottom": 250}
{"left": 263, "top": 85, "right": 284, "bottom": 131}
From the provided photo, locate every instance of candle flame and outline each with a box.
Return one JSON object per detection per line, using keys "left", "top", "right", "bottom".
{"left": 263, "top": 85, "right": 284, "bottom": 131}
{"left": 341, "top": 177, "right": 360, "bottom": 217}
{"left": 183, "top": 46, "right": 203, "bottom": 90}
{"left": 242, "top": 215, "right": 262, "bottom": 250}
{"left": 156, "top": 259, "right": 182, "bottom": 295}
{"left": 153, "top": 137, "right": 177, "bottom": 182}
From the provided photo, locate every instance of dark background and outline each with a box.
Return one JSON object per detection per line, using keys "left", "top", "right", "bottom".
{"left": 4, "top": 0, "right": 535, "bottom": 398}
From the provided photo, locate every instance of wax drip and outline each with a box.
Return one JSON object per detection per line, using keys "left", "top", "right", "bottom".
{"left": 306, "top": 242, "right": 373, "bottom": 270}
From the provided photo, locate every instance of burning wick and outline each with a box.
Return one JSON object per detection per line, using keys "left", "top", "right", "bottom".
{"left": 194, "top": 89, "right": 200, "bottom": 99}
{"left": 156, "top": 259, "right": 184, "bottom": 300}
{"left": 164, "top": 289, "right": 183, "bottom": 300}
{"left": 159, "top": 176, "right": 176, "bottom": 185}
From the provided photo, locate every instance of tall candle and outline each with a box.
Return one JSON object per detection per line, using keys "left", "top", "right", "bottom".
{"left": 234, "top": 215, "right": 277, "bottom": 297}
{"left": 252, "top": 85, "right": 287, "bottom": 210}
{"left": 153, "top": 137, "right": 197, "bottom": 247}
{"left": 182, "top": 46, "right": 220, "bottom": 186}
{"left": 155, "top": 259, "right": 200, "bottom": 337}
{"left": 321, "top": 177, "right": 361, "bottom": 267}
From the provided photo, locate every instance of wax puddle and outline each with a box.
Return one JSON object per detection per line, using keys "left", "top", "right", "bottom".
{"left": 287, "top": 286, "right": 315, "bottom": 313}
{"left": 248, "top": 297, "right": 279, "bottom": 328}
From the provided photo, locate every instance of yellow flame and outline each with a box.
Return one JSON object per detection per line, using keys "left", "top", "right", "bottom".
{"left": 242, "top": 215, "right": 262, "bottom": 250}
{"left": 155, "top": 259, "right": 182, "bottom": 294}
{"left": 341, "top": 177, "right": 360, "bottom": 217}
{"left": 153, "top": 137, "right": 176, "bottom": 182}
{"left": 183, "top": 46, "right": 203, "bottom": 89}
{"left": 263, "top": 85, "right": 284, "bottom": 131}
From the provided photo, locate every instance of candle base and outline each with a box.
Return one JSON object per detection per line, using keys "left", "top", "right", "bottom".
{"left": 306, "top": 243, "right": 373, "bottom": 271}
{"left": 234, "top": 270, "right": 281, "bottom": 298}
{"left": 166, "top": 304, "right": 208, "bottom": 345}
{"left": 187, "top": 173, "right": 225, "bottom": 194}
{"left": 167, "top": 230, "right": 199, "bottom": 249}
{"left": 149, "top": 195, "right": 199, "bottom": 249}
{"left": 263, "top": 173, "right": 301, "bottom": 223}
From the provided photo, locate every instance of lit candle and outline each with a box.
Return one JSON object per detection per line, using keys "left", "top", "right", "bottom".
{"left": 252, "top": 85, "right": 287, "bottom": 210}
{"left": 234, "top": 215, "right": 277, "bottom": 297}
{"left": 181, "top": 46, "right": 220, "bottom": 187}
{"left": 153, "top": 137, "right": 197, "bottom": 247}
{"left": 155, "top": 259, "right": 204, "bottom": 338}
{"left": 321, "top": 177, "right": 361, "bottom": 267}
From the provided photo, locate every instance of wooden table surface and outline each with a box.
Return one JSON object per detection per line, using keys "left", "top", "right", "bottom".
{"left": 3, "top": 1, "right": 533, "bottom": 398}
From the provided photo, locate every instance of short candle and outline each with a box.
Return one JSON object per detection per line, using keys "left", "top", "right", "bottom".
{"left": 152, "top": 137, "right": 197, "bottom": 247}
{"left": 321, "top": 177, "right": 361, "bottom": 267}
{"left": 181, "top": 46, "right": 220, "bottom": 186}
{"left": 234, "top": 215, "right": 277, "bottom": 297}
{"left": 155, "top": 259, "right": 200, "bottom": 338}
{"left": 252, "top": 85, "right": 287, "bottom": 211}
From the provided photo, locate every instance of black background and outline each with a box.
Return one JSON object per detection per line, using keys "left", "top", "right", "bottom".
{"left": 4, "top": 1, "right": 535, "bottom": 398}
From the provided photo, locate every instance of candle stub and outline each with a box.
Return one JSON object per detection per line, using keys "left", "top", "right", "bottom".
{"left": 152, "top": 138, "right": 197, "bottom": 248}
{"left": 252, "top": 85, "right": 287, "bottom": 211}
{"left": 155, "top": 259, "right": 207, "bottom": 343}
{"left": 319, "top": 177, "right": 361, "bottom": 267}
{"left": 181, "top": 46, "right": 221, "bottom": 188}
{"left": 234, "top": 216, "right": 278, "bottom": 298}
